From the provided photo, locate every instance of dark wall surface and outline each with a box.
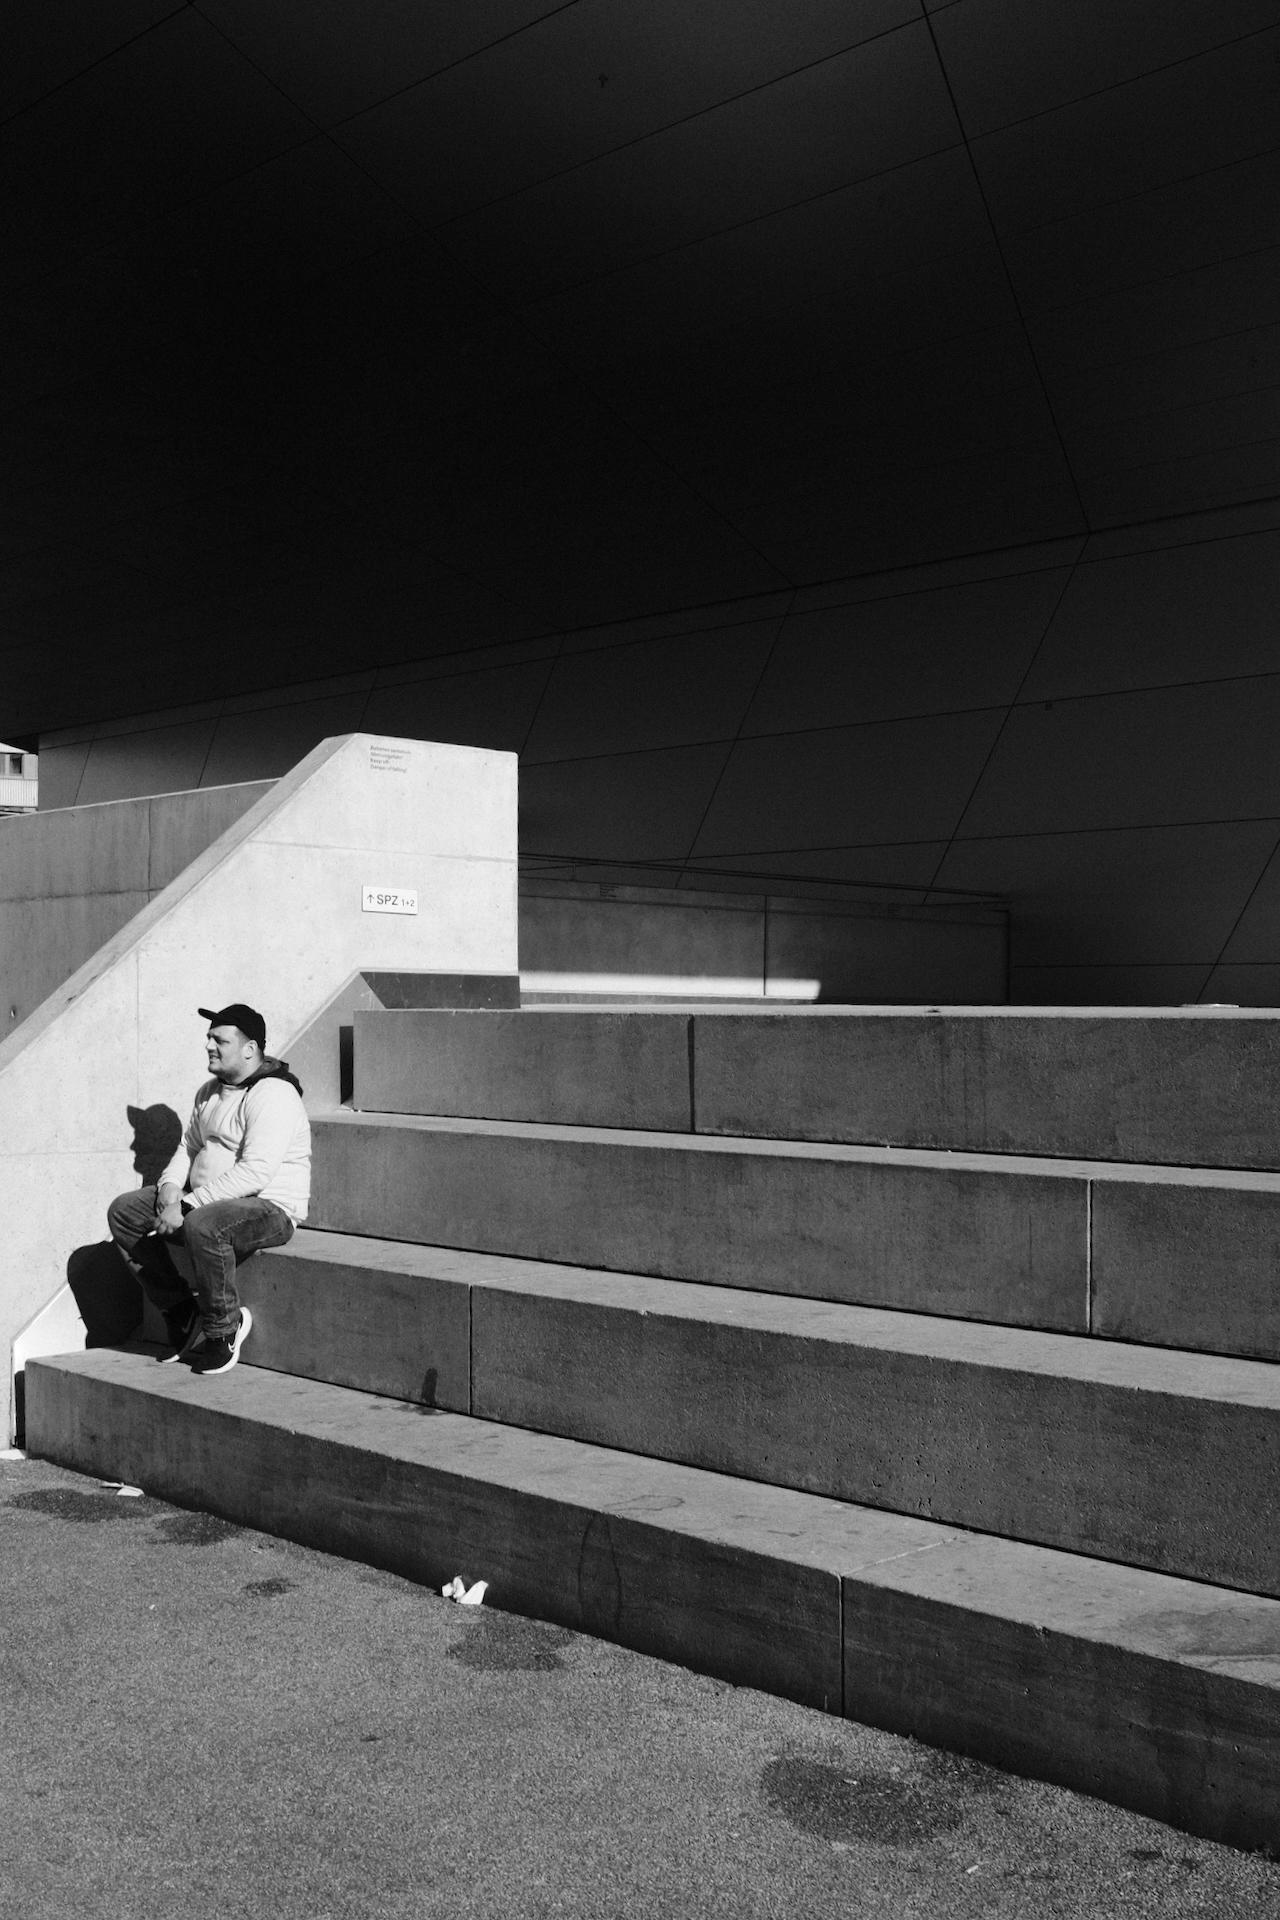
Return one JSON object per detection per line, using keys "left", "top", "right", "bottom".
{"left": 4, "top": 3, "right": 1279, "bottom": 999}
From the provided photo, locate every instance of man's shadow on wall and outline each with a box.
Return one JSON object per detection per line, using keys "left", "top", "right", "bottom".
{"left": 66, "top": 1104, "right": 182, "bottom": 1346}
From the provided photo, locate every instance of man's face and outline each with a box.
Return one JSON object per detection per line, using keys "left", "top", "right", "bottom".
{"left": 206, "top": 1025, "right": 257, "bottom": 1085}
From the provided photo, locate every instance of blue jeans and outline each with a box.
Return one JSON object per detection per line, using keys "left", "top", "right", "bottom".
{"left": 108, "top": 1185, "right": 294, "bottom": 1340}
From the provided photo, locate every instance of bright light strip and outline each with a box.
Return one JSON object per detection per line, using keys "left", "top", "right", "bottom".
{"left": 520, "top": 972, "right": 821, "bottom": 1000}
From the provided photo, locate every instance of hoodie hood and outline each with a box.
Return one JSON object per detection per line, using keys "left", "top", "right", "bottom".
{"left": 240, "top": 1055, "right": 304, "bottom": 1097}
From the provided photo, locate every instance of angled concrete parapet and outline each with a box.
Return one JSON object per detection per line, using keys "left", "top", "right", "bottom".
{"left": 0, "top": 734, "right": 517, "bottom": 1437}
{"left": 0, "top": 780, "right": 273, "bottom": 1031}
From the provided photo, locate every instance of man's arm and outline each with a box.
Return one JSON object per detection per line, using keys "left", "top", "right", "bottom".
{"left": 185, "top": 1081, "right": 302, "bottom": 1207}
{"left": 155, "top": 1101, "right": 202, "bottom": 1233}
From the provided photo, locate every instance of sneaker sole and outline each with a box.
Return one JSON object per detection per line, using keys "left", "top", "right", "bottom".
{"left": 193, "top": 1307, "right": 253, "bottom": 1377}
{"left": 157, "top": 1318, "right": 199, "bottom": 1364}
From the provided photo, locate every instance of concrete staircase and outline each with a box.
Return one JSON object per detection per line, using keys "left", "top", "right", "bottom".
{"left": 25, "top": 1006, "right": 1280, "bottom": 1852}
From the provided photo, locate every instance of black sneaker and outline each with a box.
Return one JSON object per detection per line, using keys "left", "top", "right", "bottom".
{"left": 157, "top": 1303, "right": 199, "bottom": 1364}
{"left": 190, "top": 1307, "right": 253, "bottom": 1376}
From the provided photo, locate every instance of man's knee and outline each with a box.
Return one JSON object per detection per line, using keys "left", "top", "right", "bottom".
{"left": 108, "top": 1188, "right": 153, "bottom": 1240}
{"left": 180, "top": 1205, "right": 219, "bottom": 1251}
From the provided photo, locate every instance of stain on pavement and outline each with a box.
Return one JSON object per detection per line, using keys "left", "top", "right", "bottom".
{"left": 760, "top": 1753, "right": 972, "bottom": 1845}
{"left": 448, "top": 1612, "right": 574, "bottom": 1673}
{"left": 6, "top": 1488, "right": 144, "bottom": 1524}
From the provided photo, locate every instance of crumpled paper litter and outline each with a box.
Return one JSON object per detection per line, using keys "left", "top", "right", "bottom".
{"left": 441, "top": 1575, "right": 488, "bottom": 1605}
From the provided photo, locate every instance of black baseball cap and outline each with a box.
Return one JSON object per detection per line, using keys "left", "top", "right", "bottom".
{"left": 199, "top": 1003, "right": 266, "bottom": 1049}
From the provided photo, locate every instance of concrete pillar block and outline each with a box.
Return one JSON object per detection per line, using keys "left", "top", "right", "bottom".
{"left": 352, "top": 1008, "right": 693, "bottom": 1129}
{"left": 692, "top": 1009, "right": 1280, "bottom": 1168}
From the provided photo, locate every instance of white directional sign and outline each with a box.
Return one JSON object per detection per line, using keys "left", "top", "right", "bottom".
{"left": 361, "top": 885, "right": 419, "bottom": 915}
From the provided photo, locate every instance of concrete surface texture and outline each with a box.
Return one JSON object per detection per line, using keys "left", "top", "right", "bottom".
{"left": 6, "top": 1450, "right": 1280, "bottom": 1920}
{"left": 0, "top": 781, "right": 271, "bottom": 1032}
{"left": 309, "top": 1111, "right": 1090, "bottom": 1330}
{"left": 29, "top": 1348, "right": 1280, "bottom": 1853}
{"left": 353, "top": 1007, "right": 698, "bottom": 1129}
{"left": 518, "top": 877, "right": 1007, "bottom": 1004}
{"left": 334, "top": 1006, "right": 1280, "bottom": 1360}
{"left": 235, "top": 1231, "right": 1280, "bottom": 1596}
{"left": 690, "top": 1006, "right": 1280, "bottom": 1169}
{"left": 0, "top": 733, "right": 517, "bottom": 1439}
{"left": 28, "top": 997, "right": 1280, "bottom": 1851}
{"left": 352, "top": 1003, "right": 1280, "bottom": 1166}
{"left": 310, "top": 1105, "right": 1090, "bottom": 1328}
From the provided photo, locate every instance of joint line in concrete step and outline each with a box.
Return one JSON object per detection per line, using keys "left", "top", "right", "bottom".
{"left": 1086, "top": 1178, "right": 1094, "bottom": 1335}
{"left": 844, "top": 1535, "right": 967, "bottom": 1579}
{"left": 838, "top": 1537, "right": 968, "bottom": 1717}
{"left": 686, "top": 1016, "right": 697, "bottom": 1133}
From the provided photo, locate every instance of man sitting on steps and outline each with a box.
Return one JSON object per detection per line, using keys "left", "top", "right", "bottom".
{"left": 107, "top": 1002, "right": 311, "bottom": 1376}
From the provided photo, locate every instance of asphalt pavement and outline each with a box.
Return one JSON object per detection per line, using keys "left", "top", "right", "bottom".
{"left": 4, "top": 1449, "right": 1279, "bottom": 1920}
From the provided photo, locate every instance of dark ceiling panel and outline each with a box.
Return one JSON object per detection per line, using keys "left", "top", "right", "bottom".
{"left": 436, "top": 23, "right": 959, "bottom": 302}
{"left": 196, "top": 0, "right": 572, "bottom": 126}
{"left": 0, "top": 555, "right": 181, "bottom": 645}
{"left": 692, "top": 708, "right": 1005, "bottom": 855}
{"left": 2, "top": 0, "right": 180, "bottom": 119}
{"left": 1068, "top": 387, "right": 1280, "bottom": 486}
{"left": 1, "top": 11, "right": 314, "bottom": 290}
{"left": 138, "top": 138, "right": 417, "bottom": 309}
{"left": 1006, "top": 149, "right": 1280, "bottom": 319}
{"left": 732, "top": 440, "right": 1083, "bottom": 584}
{"left": 68, "top": 476, "right": 355, "bottom": 602}
{"left": 1023, "top": 529, "right": 1280, "bottom": 701}
{"left": 1051, "top": 325, "right": 1280, "bottom": 456}
{"left": 520, "top": 741, "right": 729, "bottom": 861}
{"left": 739, "top": 570, "right": 1071, "bottom": 735}
{"left": 254, "top": 242, "right": 565, "bottom": 463}
{"left": 971, "top": 29, "right": 1280, "bottom": 236}
{"left": 931, "top": 0, "right": 1278, "bottom": 137}
{"left": 1031, "top": 250, "right": 1280, "bottom": 380}
{"left": 523, "top": 621, "right": 776, "bottom": 761}
{"left": 338, "top": 0, "right": 919, "bottom": 227}
{"left": 518, "top": 148, "right": 1004, "bottom": 371}
{"left": 398, "top": 380, "right": 790, "bottom": 626}
{"left": 0, "top": 242, "right": 211, "bottom": 413}
{"left": 939, "top": 821, "right": 1278, "bottom": 967}
{"left": 634, "top": 328, "right": 1052, "bottom": 519}
{"left": 962, "top": 677, "right": 1280, "bottom": 838}
{"left": 1078, "top": 432, "right": 1280, "bottom": 526}
{"left": 1, "top": 1, "right": 1276, "bottom": 754}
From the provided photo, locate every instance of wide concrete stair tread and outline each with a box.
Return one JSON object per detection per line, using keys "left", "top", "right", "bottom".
{"left": 26, "top": 1346, "right": 1280, "bottom": 1852}
{"left": 263, "top": 1229, "right": 1280, "bottom": 1396}
{"left": 238, "top": 1231, "right": 1280, "bottom": 1599}
{"left": 353, "top": 1005, "right": 1280, "bottom": 1168}
{"left": 328, "top": 1105, "right": 1280, "bottom": 1188}
{"left": 310, "top": 1112, "right": 1280, "bottom": 1357}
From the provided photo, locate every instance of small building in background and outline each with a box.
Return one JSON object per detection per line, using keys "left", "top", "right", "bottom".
{"left": 0, "top": 745, "right": 38, "bottom": 815}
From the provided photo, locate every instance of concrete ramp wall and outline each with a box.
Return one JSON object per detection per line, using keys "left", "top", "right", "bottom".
{"left": 0, "top": 734, "right": 517, "bottom": 1437}
{"left": 0, "top": 781, "right": 273, "bottom": 1032}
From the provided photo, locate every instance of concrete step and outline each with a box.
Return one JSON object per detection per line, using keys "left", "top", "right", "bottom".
{"left": 237, "top": 1230, "right": 1280, "bottom": 1599}
{"left": 310, "top": 1110, "right": 1280, "bottom": 1356}
{"left": 354, "top": 1006, "right": 693, "bottom": 1131}
{"left": 351, "top": 1005, "right": 1280, "bottom": 1169}
{"left": 24, "top": 1346, "right": 1280, "bottom": 1854}
{"left": 312, "top": 1111, "right": 1088, "bottom": 1331}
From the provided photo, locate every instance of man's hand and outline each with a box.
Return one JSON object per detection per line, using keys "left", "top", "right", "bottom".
{"left": 156, "top": 1190, "right": 186, "bottom": 1236}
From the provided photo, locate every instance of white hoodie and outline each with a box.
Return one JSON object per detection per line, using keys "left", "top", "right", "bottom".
{"left": 161, "top": 1063, "right": 311, "bottom": 1222}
